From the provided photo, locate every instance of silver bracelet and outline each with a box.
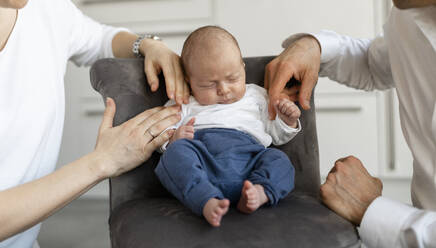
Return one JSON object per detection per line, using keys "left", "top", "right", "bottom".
{"left": 132, "top": 34, "right": 162, "bottom": 58}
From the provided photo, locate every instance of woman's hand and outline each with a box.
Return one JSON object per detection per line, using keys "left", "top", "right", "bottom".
{"left": 93, "top": 98, "right": 181, "bottom": 178}
{"left": 112, "top": 32, "right": 190, "bottom": 104}
{"left": 140, "top": 39, "right": 190, "bottom": 105}
{"left": 265, "top": 36, "right": 321, "bottom": 118}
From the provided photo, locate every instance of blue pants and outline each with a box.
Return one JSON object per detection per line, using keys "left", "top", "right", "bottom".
{"left": 155, "top": 128, "right": 295, "bottom": 216}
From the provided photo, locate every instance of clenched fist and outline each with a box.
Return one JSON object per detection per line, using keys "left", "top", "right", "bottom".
{"left": 275, "top": 98, "right": 301, "bottom": 128}
{"left": 320, "top": 156, "right": 383, "bottom": 226}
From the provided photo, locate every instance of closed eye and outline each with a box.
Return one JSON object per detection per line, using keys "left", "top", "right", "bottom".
{"left": 199, "top": 83, "right": 215, "bottom": 88}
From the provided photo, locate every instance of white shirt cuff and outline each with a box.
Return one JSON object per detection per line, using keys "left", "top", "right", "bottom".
{"left": 276, "top": 115, "right": 301, "bottom": 134}
{"left": 282, "top": 30, "right": 341, "bottom": 64}
{"left": 359, "top": 196, "right": 418, "bottom": 248}
{"left": 159, "top": 140, "right": 169, "bottom": 153}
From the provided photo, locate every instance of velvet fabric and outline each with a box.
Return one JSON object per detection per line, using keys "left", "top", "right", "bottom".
{"left": 90, "top": 57, "right": 359, "bottom": 248}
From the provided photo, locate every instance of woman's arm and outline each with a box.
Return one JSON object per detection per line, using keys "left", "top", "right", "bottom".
{"left": 0, "top": 98, "right": 180, "bottom": 241}
{"left": 60, "top": 0, "right": 188, "bottom": 105}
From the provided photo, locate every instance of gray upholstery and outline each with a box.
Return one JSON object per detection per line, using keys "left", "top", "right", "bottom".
{"left": 90, "top": 57, "right": 359, "bottom": 248}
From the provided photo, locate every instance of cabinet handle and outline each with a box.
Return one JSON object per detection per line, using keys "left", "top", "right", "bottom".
{"left": 316, "top": 106, "right": 362, "bottom": 113}
{"left": 85, "top": 110, "right": 105, "bottom": 116}
{"left": 387, "top": 90, "right": 396, "bottom": 170}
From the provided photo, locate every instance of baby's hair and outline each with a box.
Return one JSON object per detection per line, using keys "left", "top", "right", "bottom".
{"left": 181, "top": 25, "right": 242, "bottom": 76}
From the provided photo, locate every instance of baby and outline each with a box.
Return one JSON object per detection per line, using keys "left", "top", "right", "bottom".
{"left": 155, "top": 26, "right": 301, "bottom": 227}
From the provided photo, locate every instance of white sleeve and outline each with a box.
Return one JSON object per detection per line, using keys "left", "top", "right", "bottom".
{"left": 360, "top": 197, "right": 436, "bottom": 247}
{"left": 158, "top": 100, "right": 186, "bottom": 152}
{"left": 266, "top": 117, "right": 301, "bottom": 146}
{"left": 282, "top": 30, "right": 395, "bottom": 91}
{"left": 254, "top": 85, "right": 301, "bottom": 145}
{"left": 62, "top": 0, "right": 129, "bottom": 66}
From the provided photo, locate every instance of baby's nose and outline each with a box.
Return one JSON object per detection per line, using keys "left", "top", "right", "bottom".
{"left": 217, "top": 83, "right": 230, "bottom": 95}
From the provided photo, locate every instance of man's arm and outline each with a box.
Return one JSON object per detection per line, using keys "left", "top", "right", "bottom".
{"left": 265, "top": 31, "right": 395, "bottom": 117}
{"left": 321, "top": 156, "right": 436, "bottom": 247}
{"left": 361, "top": 197, "right": 436, "bottom": 247}
{"left": 302, "top": 31, "right": 395, "bottom": 91}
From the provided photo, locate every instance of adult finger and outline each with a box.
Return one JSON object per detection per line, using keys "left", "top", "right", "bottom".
{"left": 298, "top": 73, "right": 317, "bottom": 110}
{"left": 99, "top": 97, "right": 116, "bottom": 133}
{"left": 127, "top": 106, "right": 166, "bottom": 127}
{"left": 172, "top": 59, "right": 186, "bottom": 105}
{"left": 268, "top": 66, "right": 294, "bottom": 119}
{"left": 144, "top": 129, "right": 175, "bottom": 157}
{"left": 144, "top": 61, "right": 160, "bottom": 92}
{"left": 183, "top": 79, "right": 190, "bottom": 104}
{"left": 320, "top": 182, "right": 339, "bottom": 208}
{"left": 264, "top": 61, "right": 273, "bottom": 90}
{"left": 140, "top": 110, "right": 181, "bottom": 138}
{"left": 264, "top": 62, "right": 275, "bottom": 116}
{"left": 162, "top": 63, "right": 176, "bottom": 100}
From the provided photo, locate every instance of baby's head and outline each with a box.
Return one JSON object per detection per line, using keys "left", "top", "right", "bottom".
{"left": 181, "top": 26, "right": 246, "bottom": 105}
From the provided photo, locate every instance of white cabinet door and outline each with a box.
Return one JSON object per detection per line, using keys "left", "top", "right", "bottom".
{"left": 315, "top": 94, "right": 380, "bottom": 178}
{"left": 381, "top": 91, "right": 413, "bottom": 178}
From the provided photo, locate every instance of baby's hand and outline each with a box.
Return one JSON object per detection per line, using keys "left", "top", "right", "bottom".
{"left": 169, "top": 117, "right": 195, "bottom": 143}
{"left": 275, "top": 99, "right": 300, "bottom": 128}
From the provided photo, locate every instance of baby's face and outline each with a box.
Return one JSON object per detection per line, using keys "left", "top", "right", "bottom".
{"left": 187, "top": 44, "right": 246, "bottom": 105}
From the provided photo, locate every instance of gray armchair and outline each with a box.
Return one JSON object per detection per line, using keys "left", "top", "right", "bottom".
{"left": 90, "top": 57, "right": 359, "bottom": 248}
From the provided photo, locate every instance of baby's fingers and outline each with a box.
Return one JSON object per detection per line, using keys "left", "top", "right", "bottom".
{"left": 288, "top": 105, "right": 301, "bottom": 118}
{"left": 186, "top": 117, "right": 195, "bottom": 126}
{"left": 184, "top": 126, "right": 195, "bottom": 133}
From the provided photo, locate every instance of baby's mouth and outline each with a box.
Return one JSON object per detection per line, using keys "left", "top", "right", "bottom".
{"left": 219, "top": 97, "right": 234, "bottom": 104}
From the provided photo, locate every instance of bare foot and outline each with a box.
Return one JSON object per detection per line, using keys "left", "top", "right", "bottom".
{"left": 237, "top": 180, "right": 269, "bottom": 214}
{"left": 202, "top": 198, "right": 230, "bottom": 227}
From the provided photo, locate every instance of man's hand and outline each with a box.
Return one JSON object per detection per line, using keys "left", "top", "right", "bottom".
{"left": 275, "top": 98, "right": 300, "bottom": 128}
{"left": 265, "top": 36, "right": 321, "bottom": 119}
{"left": 169, "top": 117, "right": 195, "bottom": 143}
{"left": 140, "top": 39, "right": 190, "bottom": 105}
{"left": 320, "top": 156, "right": 383, "bottom": 226}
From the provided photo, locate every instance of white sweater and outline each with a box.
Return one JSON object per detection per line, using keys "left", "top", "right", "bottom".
{"left": 0, "top": 0, "right": 126, "bottom": 247}
{"left": 162, "top": 84, "right": 301, "bottom": 150}
{"left": 283, "top": 5, "right": 436, "bottom": 248}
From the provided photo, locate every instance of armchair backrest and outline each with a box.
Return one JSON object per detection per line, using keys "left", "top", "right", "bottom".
{"left": 90, "top": 57, "right": 320, "bottom": 213}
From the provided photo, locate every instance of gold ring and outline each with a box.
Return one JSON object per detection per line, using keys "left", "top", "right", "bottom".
{"left": 146, "top": 129, "right": 156, "bottom": 138}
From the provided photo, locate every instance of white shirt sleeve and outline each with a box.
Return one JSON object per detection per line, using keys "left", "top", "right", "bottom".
{"left": 159, "top": 99, "right": 186, "bottom": 152}
{"left": 61, "top": 0, "right": 129, "bottom": 66}
{"left": 254, "top": 85, "right": 301, "bottom": 146}
{"left": 282, "top": 30, "right": 395, "bottom": 91}
{"left": 265, "top": 116, "right": 301, "bottom": 146}
{"left": 360, "top": 197, "right": 436, "bottom": 248}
